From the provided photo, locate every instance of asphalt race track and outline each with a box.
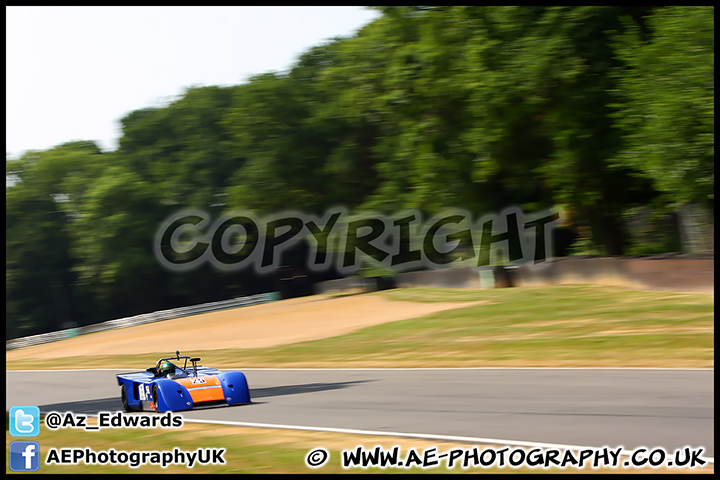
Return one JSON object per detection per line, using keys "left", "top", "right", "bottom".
{"left": 6, "top": 368, "right": 714, "bottom": 458}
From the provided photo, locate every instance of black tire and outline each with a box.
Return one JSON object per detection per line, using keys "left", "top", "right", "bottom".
{"left": 152, "top": 385, "right": 160, "bottom": 413}
{"left": 121, "top": 385, "right": 130, "bottom": 412}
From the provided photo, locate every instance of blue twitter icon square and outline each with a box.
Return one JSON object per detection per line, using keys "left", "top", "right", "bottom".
{"left": 9, "top": 406, "right": 40, "bottom": 437}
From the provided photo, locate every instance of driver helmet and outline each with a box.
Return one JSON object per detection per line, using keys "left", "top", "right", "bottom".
{"left": 160, "top": 361, "right": 175, "bottom": 376}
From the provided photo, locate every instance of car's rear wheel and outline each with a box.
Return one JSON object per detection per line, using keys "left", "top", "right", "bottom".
{"left": 152, "top": 385, "right": 160, "bottom": 413}
{"left": 120, "top": 385, "right": 130, "bottom": 412}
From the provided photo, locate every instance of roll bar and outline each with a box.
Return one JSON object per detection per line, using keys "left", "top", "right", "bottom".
{"left": 154, "top": 350, "right": 202, "bottom": 376}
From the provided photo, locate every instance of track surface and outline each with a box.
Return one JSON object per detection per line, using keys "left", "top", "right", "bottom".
{"left": 6, "top": 368, "right": 714, "bottom": 457}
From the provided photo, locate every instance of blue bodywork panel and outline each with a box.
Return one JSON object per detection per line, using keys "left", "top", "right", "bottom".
{"left": 116, "top": 360, "right": 251, "bottom": 413}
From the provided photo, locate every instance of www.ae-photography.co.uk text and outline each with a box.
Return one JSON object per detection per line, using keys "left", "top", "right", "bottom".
{"left": 153, "top": 206, "right": 561, "bottom": 274}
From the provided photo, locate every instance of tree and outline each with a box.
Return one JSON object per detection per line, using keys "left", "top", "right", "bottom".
{"left": 6, "top": 142, "right": 106, "bottom": 337}
{"left": 222, "top": 38, "right": 384, "bottom": 214}
{"left": 317, "top": 6, "right": 659, "bottom": 255}
{"left": 612, "top": 6, "right": 714, "bottom": 210}
{"left": 67, "top": 164, "right": 169, "bottom": 322}
{"left": 458, "top": 6, "right": 658, "bottom": 255}
{"left": 118, "top": 85, "right": 242, "bottom": 209}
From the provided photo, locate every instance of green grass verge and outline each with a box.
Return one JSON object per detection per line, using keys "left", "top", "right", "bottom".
{"left": 6, "top": 285, "right": 714, "bottom": 370}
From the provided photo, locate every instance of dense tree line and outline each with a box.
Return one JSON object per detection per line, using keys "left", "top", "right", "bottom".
{"left": 6, "top": 6, "right": 713, "bottom": 339}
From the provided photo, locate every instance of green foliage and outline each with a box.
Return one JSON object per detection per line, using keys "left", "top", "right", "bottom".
{"left": 6, "top": 142, "right": 106, "bottom": 337}
{"left": 118, "top": 85, "right": 242, "bottom": 208}
{"left": 611, "top": 6, "right": 714, "bottom": 208}
{"left": 67, "top": 165, "right": 166, "bottom": 320}
{"left": 6, "top": 6, "right": 713, "bottom": 338}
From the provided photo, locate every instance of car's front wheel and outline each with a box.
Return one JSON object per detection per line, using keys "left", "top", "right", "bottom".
{"left": 120, "top": 385, "right": 130, "bottom": 412}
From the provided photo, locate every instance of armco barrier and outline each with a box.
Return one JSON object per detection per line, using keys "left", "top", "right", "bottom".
{"left": 394, "top": 268, "right": 486, "bottom": 289}
{"left": 512, "top": 255, "right": 714, "bottom": 294}
{"left": 314, "top": 255, "right": 713, "bottom": 295}
{"left": 315, "top": 267, "right": 499, "bottom": 292}
{"left": 314, "top": 277, "right": 366, "bottom": 294}
{"left": 6, "top": 292, "right": 277, "bottom": 351}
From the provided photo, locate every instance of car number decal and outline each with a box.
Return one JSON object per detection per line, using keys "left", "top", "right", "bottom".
{"left": 140, "top": 385, "right": 151, "bottom": 400}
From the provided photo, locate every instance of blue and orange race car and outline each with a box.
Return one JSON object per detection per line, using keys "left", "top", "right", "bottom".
{"left": 116, "top": 351, "right": 251, "bottom": 412}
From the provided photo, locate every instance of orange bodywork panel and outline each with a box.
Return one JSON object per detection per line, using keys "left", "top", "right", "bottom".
{"left": 175, "top": 376, "right": 225, "bottom": 404}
